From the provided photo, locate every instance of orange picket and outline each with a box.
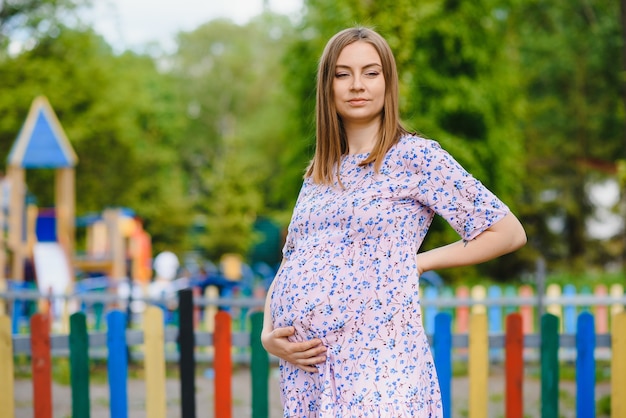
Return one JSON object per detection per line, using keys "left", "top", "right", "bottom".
{"left": 456, "top": 286, "right": 470, "bottom": 333}
{"left": 594, "top": 285, "right": 608, "bottom": 334}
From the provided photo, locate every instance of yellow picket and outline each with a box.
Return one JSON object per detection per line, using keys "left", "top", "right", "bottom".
{"left": 612, "top": 312, "right": 626, "bottom": 418}
{"left": 546, "top": 284, "right": 563, "bottom": 332}
{"left": 204, "top": 285, "right": 219, "bottom": 356}
{"left": 0, "top": 315, "right": 15, "bottom": 418}
{"left": 0, "top": 279, "right": 6, "bottom": 315}
{"left": 59, "top": 284, "right": 73, "bottom": 334}
{"left": 469, "top": 313, "right": 488, "bottom": 418}
{"left": 143, "top": 306, "right": 166, "bottom": 418}
{"left": 204, "top": 285, "right": 219, "bottom": 333}
{"left": 470, "top": 285, "right": 486, "bottom": 315}
{"left": 610, "top": 283, "right": 624, "bottom": 316}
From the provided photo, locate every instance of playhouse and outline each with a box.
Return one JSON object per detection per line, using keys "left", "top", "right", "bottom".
{"left": 0, "top": 96, "right": 152, "bottom": 299}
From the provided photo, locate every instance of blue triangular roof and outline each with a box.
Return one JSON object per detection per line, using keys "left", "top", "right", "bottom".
{"left": 8, "top": 96, "right": 78, "bottom": 168}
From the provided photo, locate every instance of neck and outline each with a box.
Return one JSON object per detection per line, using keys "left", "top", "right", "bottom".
{"left": 344, "top": 120, "right": 380, "bottom": 154}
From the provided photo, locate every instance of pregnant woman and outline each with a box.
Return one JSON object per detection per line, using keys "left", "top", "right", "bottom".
{"left": 261, "top": 26, "right": 527, "bottom": 418}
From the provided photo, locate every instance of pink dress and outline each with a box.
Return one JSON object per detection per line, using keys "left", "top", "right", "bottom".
{"left": 270, "top": 135, "right": 509, "bottom": 417}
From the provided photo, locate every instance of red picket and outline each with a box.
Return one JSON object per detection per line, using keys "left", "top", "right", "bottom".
{"left": 214, "top": 310, "right": 232, "bottom": 418}
{"left": 505, "top": 313, "right": 524, "bottom": 418}
{"left": 519, "top": 285, "right": 534, "bottom": 334}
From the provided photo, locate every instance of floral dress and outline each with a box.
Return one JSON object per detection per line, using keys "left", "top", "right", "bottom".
{"left": 270, "top": 135, "right": 510, "bottom": 417}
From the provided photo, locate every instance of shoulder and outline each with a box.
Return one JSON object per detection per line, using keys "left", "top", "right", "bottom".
{"left": 388, "top": 134, "right": 445, "bottom": 166}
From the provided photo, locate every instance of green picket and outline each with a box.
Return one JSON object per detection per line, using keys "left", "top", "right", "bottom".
{"left": 70, "top": 312, "right": 91, "bottom": 418}
{"left": 541, "top": 313, "right": 559, "bottom": 418}
{"left": 250, "top": 311, "right": 269, "bottom": 418}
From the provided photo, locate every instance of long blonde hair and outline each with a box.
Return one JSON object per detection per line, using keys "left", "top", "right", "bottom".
{"left": 306, "top": 26, "right": 410, "bottom": 184}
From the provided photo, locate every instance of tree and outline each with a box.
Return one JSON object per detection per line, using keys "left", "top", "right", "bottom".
{"left": 0, "top": 0, "right": 87, "bottom": 53}
{"left": 0, "top": 27, "right": 191, "bottom": 254}
{"left": 169, "top": 14, "right": 299, "bottom": 259}
{"left": 509, "top": 0, "right": 624, "bottom": 271}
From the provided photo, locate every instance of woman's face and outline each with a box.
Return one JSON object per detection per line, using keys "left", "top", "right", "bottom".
{"left": 333, "top": 41, "right": 385, "bottom": 127}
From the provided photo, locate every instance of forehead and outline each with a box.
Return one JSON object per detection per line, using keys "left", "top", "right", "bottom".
{"left": 336, "top": 41, "right": 382, "bottom": 66}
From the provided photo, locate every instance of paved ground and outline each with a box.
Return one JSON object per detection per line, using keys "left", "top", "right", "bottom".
{"left": 14, "top": 365, "right": 610, "bottom": 417}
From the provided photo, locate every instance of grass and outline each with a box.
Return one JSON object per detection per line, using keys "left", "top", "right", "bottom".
{"left": 14, "top": 355, "right": 248, "bottom": 386}
{"left": 526, "top": 360, "right": 611, "bottom": 384}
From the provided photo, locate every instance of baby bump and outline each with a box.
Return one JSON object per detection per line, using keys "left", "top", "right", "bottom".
{"left": 270, "top": 253, "right": 419, "bottom": 342}
{"left": 270, "top": 261, "right": 370, "bottom": 342}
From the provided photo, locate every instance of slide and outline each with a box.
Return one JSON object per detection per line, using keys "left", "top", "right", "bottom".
{"left": 33, "top": 242, "right": 72, "bottom": 297}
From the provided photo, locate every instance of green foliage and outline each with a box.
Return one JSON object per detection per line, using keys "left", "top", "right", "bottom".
{"left": 543, "top": 271, "right": 625, "bottom": 288}
{"left": 0, "top": 0, "right": 88, "bottom": 51}
{"left": 198, "top": 135, "right": 263, "bottom": 258}
{"left": 597, "top": 394, "right": 611, "bottom": 416}
{"left": 53, "top": 356, "right": 71, "bottom": 385}
{"left": 169, "top": 14, "right": 301, "bottom": 259}
{"left": 509, "top": 0, "right": 624, "bottom": 271}
{"left": 1, "top": 0, "right": 623, "bottom": 276}
{"left": 0, "top": 26, "right": 192, "bottom": 254}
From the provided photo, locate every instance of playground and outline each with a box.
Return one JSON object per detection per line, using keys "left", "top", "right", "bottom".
{"left": 0, "top": 97, "right": 625, "bottom": 418}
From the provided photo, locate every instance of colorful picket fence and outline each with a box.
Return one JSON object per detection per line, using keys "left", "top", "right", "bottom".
{"left": 3, "top": 279, "right": 624, "bottom": 338}
{"left": 421, "top": 282, "right": 625, "bottom": 336}
{"left": 1, "top": 287, "right": 626, "bottom": 417}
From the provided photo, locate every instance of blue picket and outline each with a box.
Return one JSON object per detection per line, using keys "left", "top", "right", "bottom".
{"left": 434, "top": 313, "right": 452, "bottom": 418}
{"left": 563, "top": 284, "right": 577, "bottom": 334}
{"left": 424, "top": 287, "right": 439, "bottom": 336}
{"left": 11, "top": 298, "right": 22, "bottom": 334}
{"left": 9, "top": 281, "right": 28, "bottom": 334}
{"left": 107, "top": 310, "right": 128, "bottom": 418}
{"left": 488, "top": 286, "right": 503, "bottom": 359}
{"left": 576, "top": 312, "right": 595, "bottom": 418}
{"left": 440, "top": 286, "right": 454, "bottom": 316}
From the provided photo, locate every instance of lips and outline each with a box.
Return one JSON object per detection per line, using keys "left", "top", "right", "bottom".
{"left": 348, "top": 98, "right": 368, "bottom": 106}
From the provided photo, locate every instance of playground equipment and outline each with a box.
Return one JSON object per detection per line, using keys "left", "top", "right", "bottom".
{"left": 0, "top": 97, "right": 153, "bottom": 309}
{"left": 1, "top": 96, "right": 77, "bottom": 285}
{"left": 75, "top": 207, "right": 152, "bottom": 282}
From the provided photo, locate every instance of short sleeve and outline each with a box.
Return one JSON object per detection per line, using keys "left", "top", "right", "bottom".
{"left": 282, "top": 232, "right": 295, "bottom": 259}
{"left": 407, "top": 138, "right": 510, "bottom": 242}
{"left": 281, "top": 178, "right": 310, "bottom": 259}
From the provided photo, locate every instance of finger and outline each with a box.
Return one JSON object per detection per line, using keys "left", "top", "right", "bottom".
{"left": 296, "top": 364, "right": 320, "bottom": 373}
{"left": 272, "top": 326, "right": 296, "bottom": 338}
{"left": 296, "top": 353, "right": 327, "bottom": 365}
{"left": 290, "top": 339, "right": 326, "bottom": 353}
{"left": 291, "top": 344, "right": 327, "bottom": 360}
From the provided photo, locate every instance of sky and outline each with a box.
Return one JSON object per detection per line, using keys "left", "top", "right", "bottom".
{"left": 83, "top": 0, "right": 304, "bottom": 53}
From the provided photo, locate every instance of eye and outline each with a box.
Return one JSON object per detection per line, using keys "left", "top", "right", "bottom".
{"left": 335, "top": 72, "right": 349, "bottom": 78}
{"left": 365, "top": 71, "right": 380, "bottom": 78}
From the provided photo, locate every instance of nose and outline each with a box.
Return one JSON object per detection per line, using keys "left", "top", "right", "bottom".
{"left": 351, "top": 75, "right": 364, "bottom": 91}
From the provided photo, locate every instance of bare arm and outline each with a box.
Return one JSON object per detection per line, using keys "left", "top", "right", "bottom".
{"left": 417, "top": 213, "right": 526, "bottom": 275}
{"left": 261, "top": 261, "right": 327, "bottom": 373}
